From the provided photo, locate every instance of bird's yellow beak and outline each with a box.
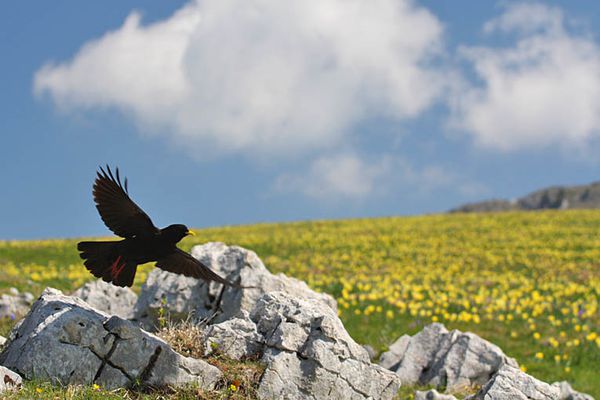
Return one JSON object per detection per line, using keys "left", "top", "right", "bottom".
{"left": 186, "top": 229, "right": 196, "bottom": 236}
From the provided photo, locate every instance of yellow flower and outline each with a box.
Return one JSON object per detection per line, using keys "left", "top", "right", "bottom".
{"left": 229, "top": 383, "right": 238, "bottom": 392}
{"left": 36, "top": 388, "right": 43, "bottom": 393}
{"left": 535, "top": 352, "right": 544, "bottom": 360}
{"left": 533, "top": 332, "right": 541, "bottom": 340}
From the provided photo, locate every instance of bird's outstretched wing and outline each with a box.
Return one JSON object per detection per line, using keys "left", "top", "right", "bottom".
{"left": 93, "top": 165, "right": 158, "bottom": 238}
{"left": 156, "top": 248, "right": 247, "bottom": 287}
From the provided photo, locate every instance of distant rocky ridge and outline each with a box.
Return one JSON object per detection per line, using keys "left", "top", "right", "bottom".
{"left": 451, "top": 181, "right": 600, "bottom": 213}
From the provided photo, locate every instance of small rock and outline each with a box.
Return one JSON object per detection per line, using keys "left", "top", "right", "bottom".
{"left": 0, "top": 366, "right": 22, "bottom": 393}
{"left": 134, "top": 242, "right": 337, "bottom": 329}
{"left": 415, "top": 389, "right": 458, "bottom": 400}
{"left": 0, "top": 288, "right": 35, "bottom": 319}
{"left": 552, "top": 381, "right": 595, "bottom": 400}
{"left": 379, "top": 323, "right": 518, "bottom": 393}
{"left": 0, "top": 288, "right": 221, "bottom": 390}
{"left": 72, "top": 280, "right": 137, "bottom": 319}
{"left": 0, "top": 335, "right": 6, "bottom": 346}
{"left": 465, "top": 365, "right": 560, "bottom": 400}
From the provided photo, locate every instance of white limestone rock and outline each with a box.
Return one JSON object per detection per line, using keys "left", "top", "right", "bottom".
{"left": 379, "top": 323, "right": 518, "bottom": 393}
{"left": 465, "top": 365, "right": 561, "bottom": 400}
{"left": 552, "top": 381, "right": 595, "bottom": 400}
{"left": 134, "top": 242, "right": 337, "bottom": 329}
{"left": 72, "top": 279, "right": 137, "bottom": 319}
{"left": 253, "top": 292, "right": 400, "bottom": 400}
{"left": 0, "top": 288, "right": 34, "bottom": 319}
{"left": 0, "top": 288, "right": 221, "bottom": 390}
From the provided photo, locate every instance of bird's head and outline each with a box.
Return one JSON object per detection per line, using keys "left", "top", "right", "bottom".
{"left": 162, "top": 224, "right": 196, "bottom": 243}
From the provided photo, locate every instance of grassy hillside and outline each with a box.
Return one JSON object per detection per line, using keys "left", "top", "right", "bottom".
{"left": 1, "top": 210, "right": 599, "bottom": 397}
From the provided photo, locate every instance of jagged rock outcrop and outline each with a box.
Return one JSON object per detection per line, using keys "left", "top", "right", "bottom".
{"left": 451, "top": 181, "right": 600, "bottom": 212}
{"left": 552, "top": 381, "right": 595, "bottom": 400}
{"left": 0, "top": 288, "right": 221, "bottom": 390}
{"left": 134, "top": 242, "right": 336, "bottom": 329}
{"left": 379, "top": 323, "right": 518, "bottom": 393}
{"left": 464, "top": 365, "right": 560, "bottom": 400}
{"left": 204, "top": 291, "right": 401, "bottom": 400}
{"left": 72, "top": 279, "right": 137, "bottom": 319}
{"left": 0, "top": 288, "right": 34, "bottom": 319}
{"left": 415, "top": 389, "right": 458, "bottom": 400}
{"left": 0, "top": 366, "right": 22, "bottom": 393}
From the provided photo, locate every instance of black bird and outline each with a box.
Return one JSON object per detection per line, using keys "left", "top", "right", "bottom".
{"left": 78, "top": 166, "right": 239, "bottom": 288}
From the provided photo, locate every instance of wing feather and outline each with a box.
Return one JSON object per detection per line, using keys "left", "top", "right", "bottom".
{"left": 156, "top": 248, "right": 245, "bottom": 287}
{"left": 93, "top": 165, "right": 158, "bottom": 238}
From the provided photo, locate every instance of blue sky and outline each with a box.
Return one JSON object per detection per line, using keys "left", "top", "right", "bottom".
{"left": 1, "top": 1, "right": 599, "bottom": 239}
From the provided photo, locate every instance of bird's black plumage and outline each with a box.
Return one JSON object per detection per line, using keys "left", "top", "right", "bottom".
{"left": 78, "top": 165, "right": 241, "bottom": 288}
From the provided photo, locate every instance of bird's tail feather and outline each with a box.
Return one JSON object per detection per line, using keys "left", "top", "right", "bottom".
{"left": 77, "top": 241, "right": 137, "bottom": 287}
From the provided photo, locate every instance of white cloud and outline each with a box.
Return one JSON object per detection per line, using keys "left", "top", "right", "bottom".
{"left": 452, "top": 2, "right": 600, "bottom": 151}
{"left": 274, "top": 153, "right": 487, "bottom": 201}
{"left": 274, "top": 153, "right": 392, "bottom": 200}
{"left": 34, "top": 0, "right": 444, "bottom": 156}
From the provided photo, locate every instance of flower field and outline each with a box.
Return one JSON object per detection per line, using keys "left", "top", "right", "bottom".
{"left": 1, "top": 210, "right": 599, "bottom": 397}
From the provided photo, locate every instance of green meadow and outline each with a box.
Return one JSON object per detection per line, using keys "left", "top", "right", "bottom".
{"left": 0, "top": 210, "right": 598, "bottom": 398}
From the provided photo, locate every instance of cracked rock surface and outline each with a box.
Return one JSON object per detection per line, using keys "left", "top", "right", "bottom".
{"left": 72, "top": 279, "right": 137, "bottom": 319}
{"left": 204, "top": 291, "right": 400, "bottom": 400}
{"left": 464, "top": 365, "right": 560, "bottom": 400}
{"left": 0, "top": 288, "right": 221, "bottom": 390}
{"left": 0, "top": 366, "right": 22, "bottom": 393}
{"left": 134, "top": 242, "right": 337, "bottom": 329}
{"left": 379, "top": 323, "right": 518, "bottom": 393}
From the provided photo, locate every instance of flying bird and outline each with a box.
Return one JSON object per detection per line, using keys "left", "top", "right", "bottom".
{"left": 78, "top": 166, "right": 241, "bottom": 288}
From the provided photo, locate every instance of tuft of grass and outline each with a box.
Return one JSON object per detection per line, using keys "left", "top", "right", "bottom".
{"left": 4, "top": 380, "right": 227, "bottom": 400}
{"left": 157, "top": 319, "right": 206, "bottom": 359}
{"left": 157, "top": 320, "right": 265, "bottom": 400}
